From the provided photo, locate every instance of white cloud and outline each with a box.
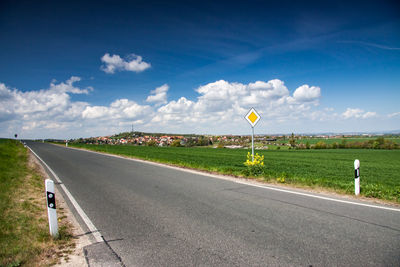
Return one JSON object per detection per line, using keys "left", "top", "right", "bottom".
{"left": 81, "top": 106, "right": 109, "bottom": 119}
{"left": 82, "top": 99, "right": 152, "bottom": 121}
{"left": 4, "top": 77, "right": 396, "bottom": 139}
{"left": 342, "top": 108, "right": 377, "bottom": 119}
{"left": 388, "top": 112, "right": 400, "bottom": 118}
{"left": 0, "top": 78, "right": 91, "bottom": 123}
{"left": 100, "top": 53, "right": 151, "bottom": 74}
{"left": 342, "top": 108, "right": 363, "bottom": 119}
{"left": 0, "top": 78, "right": 100, "bottom": 137}
{"left": 146, "top": 84, "right": 169, "bottom": 104}
{"left": 292, "top": 85, "right": 321, "bottom": 102}
{"left": 362, "top": 111, "right": 377, "bottom": 119}
{"left": 150, "top": 79, "right": 323, "bottom": 130}
{"left": 3, "top": 77, "right": 324, "bottom": 138}
{"left": 0, "top": 77, "right": 156, "bottom": 138}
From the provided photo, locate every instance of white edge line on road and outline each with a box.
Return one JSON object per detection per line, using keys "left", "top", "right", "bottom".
{"left": 27, "top": 146, "right": 104, "bottom": 243}
{"left": 234, "top": 180, "right": 400, "bottom": 212}
{"left": 66, "top": 145, "right": 400, "bottom": 213}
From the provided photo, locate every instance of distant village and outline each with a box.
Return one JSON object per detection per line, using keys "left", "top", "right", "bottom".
{"left": 65, "top": 131, "right": 399, "bottom": 150}
{"left": 72, "top": 131, "right": 253, "bottom": 147}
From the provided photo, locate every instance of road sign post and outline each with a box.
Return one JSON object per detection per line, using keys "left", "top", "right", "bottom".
{"left": 354, "top": 159, "right": 360, "bottom": 196}
{"left": 252, "top": 127, "right": 254, "bottom": 161}
{"left": 45, "top": 179, "right": 58, "bottom": 237}
{"left": 245, "top": 108, "right": 261, "bottom": 162}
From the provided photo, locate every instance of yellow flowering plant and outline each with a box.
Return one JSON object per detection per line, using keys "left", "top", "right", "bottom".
{"left": 244, "top": 152, "right": 265, "bottom": 176}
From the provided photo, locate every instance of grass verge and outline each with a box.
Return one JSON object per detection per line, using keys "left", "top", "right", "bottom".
{"left": 0, "top": 139, "right": 75, "bottom": 267}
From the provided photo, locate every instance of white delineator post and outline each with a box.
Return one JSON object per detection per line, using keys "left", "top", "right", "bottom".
{"left": 354, "top": 159, "right": 360, "bottom": 196}
{"left": 65, "top": 140, "right": 68, "bottom": 147}
{"left": 45, "top": 179, "right": 59, "bottom": 237}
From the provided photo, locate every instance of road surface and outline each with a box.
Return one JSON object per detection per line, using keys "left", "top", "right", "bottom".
{"left": 27, "top": 141, "right": 400, "bottom": 266}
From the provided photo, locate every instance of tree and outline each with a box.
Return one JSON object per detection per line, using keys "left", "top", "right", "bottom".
{"left": 376, "top": 137, "right": 385, "bottom": 146}
{"left": 170, "top": 139, "right": 181, "bottom": 147}
{"left": 147, "top": 140, "right": 157, "bottom": 147}
{"left": 289, "top": 133, "right": 296, "bottom": 148}
{"left": 306, "top": 141, "right": 310, "bottom": 149}
{"left": 331, "top": 142, "right": 338, "bottom": 149}
{"left": 185, "top": 138, "right": 196, "bottom": 147}
{"left": 315, "top": 141, "right": 327, "bottom": 149}
{"left": 197, "top": 137, "right": 209, "bottom": 146}
{"left": 339, "top": 139, "right": 347, "bottom": 148}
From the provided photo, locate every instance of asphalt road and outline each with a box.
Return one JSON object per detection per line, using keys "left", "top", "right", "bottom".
{"left": 27, "top": 141, "right": 400, "bottom": 266}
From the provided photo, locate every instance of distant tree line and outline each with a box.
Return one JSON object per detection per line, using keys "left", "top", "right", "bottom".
{"left": 295, "top": 137, "right": 398, "bottom": 150}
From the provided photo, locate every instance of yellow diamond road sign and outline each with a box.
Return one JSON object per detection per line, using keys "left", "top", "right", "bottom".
{"left": 245, "top": 108, "right": 261, "bottom": 127}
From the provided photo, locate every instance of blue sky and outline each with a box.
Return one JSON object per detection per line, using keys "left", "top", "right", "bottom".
{"left": 1, "top": 0, "right": 399, "bottom": 138}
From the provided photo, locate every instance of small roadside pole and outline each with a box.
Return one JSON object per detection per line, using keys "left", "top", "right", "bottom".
{"left": 245, "top": 108, "right": 261, "bottom": 162}
{"left": 354, "top": 159, "right": 360, "bottom": 196}
{"left": 65, "top": 140, "right": 68, "bottom": 147}
{"left": 45, "top": 179, "right": 58, "bottom": 237}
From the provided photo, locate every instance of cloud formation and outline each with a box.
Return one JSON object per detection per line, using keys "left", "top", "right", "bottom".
{"left": 0, "top": 77, "right": 91, "bottom": 124}
{"left": 100, "top": 53, "right": 151, "bottom": 74}
{"left": 0, "top": 77, "right": 156, "bottom": 137}
{"left": 1, "top": 77, "right": 395, "bottom": 139}
{"left": 150, "top": 79, "right": 322, "bottom": 132}
{"left": 0, "top": 78, "right": 324, "bottom": 137}
{"left": 82, "top": 99, "right": 152, "bottom": 120}
{"left": 146, "top": 84, "right": 169, "bottom": 104}
{"left": 342, "top": 108, "right": 377, "bottom": 119}
{"left": 388, "top": 112, "right": 400, "bottom": 118}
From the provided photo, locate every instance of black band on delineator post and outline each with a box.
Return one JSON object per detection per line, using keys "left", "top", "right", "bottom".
{"left": 47, "top": 191, "right": 56, "bottom": 209}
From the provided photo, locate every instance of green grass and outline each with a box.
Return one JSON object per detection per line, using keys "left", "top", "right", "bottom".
{"left": 0, "top": 139, "right": 48, "bottom": 266}
{"left": 70, "top": 143, "right": 400, "bottom": 203}
{"left": 0, "top": 139, "right": 73, "bottom": 266}
{"left": 279, "top": 137, "right": 400, "bottom": 145}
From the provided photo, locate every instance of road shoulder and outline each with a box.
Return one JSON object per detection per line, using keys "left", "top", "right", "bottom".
{"left": 30, "top": 151, "right": 91, "bottom": 266}
{"left": 30, "top": 148, "right": 125, "bottom": 267}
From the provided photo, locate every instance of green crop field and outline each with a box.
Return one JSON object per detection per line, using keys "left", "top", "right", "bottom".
{"left": 69, "top": 143, "right": 400, "bottom": 203}
{"left": 288, "top": 137, "right": 400, "bottom": 145}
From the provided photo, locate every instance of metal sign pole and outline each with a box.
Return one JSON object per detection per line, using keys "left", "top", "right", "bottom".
{"left": 252, "top": 126, "right": 254, "bottom": 162}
